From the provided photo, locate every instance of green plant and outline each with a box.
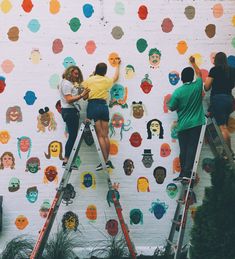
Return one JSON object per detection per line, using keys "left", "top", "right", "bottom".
{"left": 190, "top": 158, "right": 235, "bottom": 259}
{"left": 43, "top": 227, "right": 82, "bottom": 259}
{"left": 90, "top": 232, "right": 130, "bottom": 259}
{"left": 0, "top": 235, "right": 35, "bottom": 259}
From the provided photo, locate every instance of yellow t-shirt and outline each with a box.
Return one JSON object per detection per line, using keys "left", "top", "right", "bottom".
{"left": 82, "top": 75, "right": 113, "bottom": 100}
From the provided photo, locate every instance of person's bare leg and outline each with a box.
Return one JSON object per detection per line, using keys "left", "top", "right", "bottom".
{"left": 101, "top": 120, "right": 110, "bottom": 160}
{"left": 95, "top": 120, "right": 108, "bottom": 161}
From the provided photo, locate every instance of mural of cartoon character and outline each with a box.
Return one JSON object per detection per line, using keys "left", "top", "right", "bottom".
{"left": 80, "top": 172, "right": 96, "bottom": 189}
{"left": 6, "top": 106, "right": 22, "bottom": 123}
{"left": 142, "top": 149, "right": 154, "bottom": 168}
{"left": 125, "top": 64, "right": 135, "bottom": 79}
{"left": 148, "top": 48, "right": 161, "bottom": 69}
{"left": 130, "top": 101, "right": 147, "bottom": 119}
{"left": 123, "top": 159, "right": 134, "bottom": 176}
{"left": 168, "top": 71, "right": 180, "bottom": 85}
{"left": 153, "top": 166, "right": 166, "bottom": 184}
{"left": 105, "top": 219, "right": 118, "bottom": 236}
{"left": 39, "top": 200, "right": 50, "bottom": 218}
{"left": 43, "top": 166, "right": 58, "bottom": 184}
{"left": 17, "top": 136, "right": 32, "bottom": 159}
{"left": 15, "top": 215, "right": 29, "bottom": 230}
{"left": 109, "top": 113, "right": 131, "bottom": 140}
{"left": 86, "top": 205, "right": 97, "bottom": 221}
{"left": 140, "top": 74, "right": 153, "bottom": 94}
{"left": 26, "top": 186, "right": 38, "bottom": 203}
{"left": 0, "top": 131, "right": 10, "bottom": 144}
{"left": 130, "top": 209, "right": 143, "bottom": 225}
{"left": 173, "top": 157, "right": 181, "bottom": 174}
{"left": 0, "top": 76, "right": 6, "bottom": 93}
{"left": 147, "top": 119, "right": 164, "bottom": 139}
{"left": 160, "top": 143, "right": 171, "bottom": 157}
{"left": 8, "top": 177, "right": 20, "bottom": 192}
{"left": 106, "top": 183, "right": 120, "bottom": 207}
{"left": 37, "top": 107, "right": 57, "bottom": 132}
{"left": 30, "top": 48, "right": 42, "bottom": 64}
{"left": 108, "top": 52, "right": 120, "bottom": 67}
{"left": 109, "top": 83, "right": 128, "bottom": 108}
{"left": 137, "top": 177, "right": 150, "bottom": 192}
{"left": 166, "top": 183, "right": 178, "bottom": 198}
{"left": 25, "top": 157, "right": 40, "bottom": 173}
{"left": 149, "top": 199, "right": 168, "bottom": 219}
{"left": 62, "top": 211, "right": 79, "bottom": 231}
{"left": 44, "top": 141, "right": 63, "bottom": 160}
{"left": 129, "top": 132, "right": 142, "bottom": 147}
{"left": 0, "top": 152, "right": 15, "bottom": 169}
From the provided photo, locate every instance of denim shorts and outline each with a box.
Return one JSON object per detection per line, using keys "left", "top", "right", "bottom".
{"left": 210, "top": 94, "right": 233, "bottom": 125}
{"left": 87, "top": 99, "right": 109, "bottom": 122}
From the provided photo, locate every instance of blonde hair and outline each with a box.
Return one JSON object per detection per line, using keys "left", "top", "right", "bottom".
{"left": 62, "top": 65, "right": 83, "bottom": 84}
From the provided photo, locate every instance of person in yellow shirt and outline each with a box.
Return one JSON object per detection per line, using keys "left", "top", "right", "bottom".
{"left": 83, "top": 60, "right": 121, "bottom": 170}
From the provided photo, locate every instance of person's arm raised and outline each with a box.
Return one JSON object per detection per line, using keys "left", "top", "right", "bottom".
{"left": 189, "top": 56, "right": 202, "bottom": 78}
{"left": 113, "top": 58, "right": 121, "bottom": 83}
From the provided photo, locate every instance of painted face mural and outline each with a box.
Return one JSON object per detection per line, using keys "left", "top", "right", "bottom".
{"left": 81, "top": 172, "right": 96, "bottom": 189}
{"left": 163, "top": 94, "right": 172, "bottom": 113}
{"left": 125, "top": 65, "right": 135, "bottom": 79}
{"left": 149, "top": 199, "right": 168, "bottom": 220}
{"left": 15, "top": 215, "right": 29, "bottom": 230}
{"left": 147, "top": 119, "right": 164, "bottom": 139}
{"left": 43, "top": 166, "right": 58, "bottom": 184}
{"left": 0, "top": 131, "right": 10, "bottom": 144}
{"left": 26, "top": 186, "right": 38, "bottom": 203}
{"left": 108, "top": 52, "right": 120, "bottom": 67}
{"left": 160, "top": 143, "right": 171, "bottom": 157}
{"left": 62, "top": 211, "right": 79, "bottom": 231}
{"left": 25, "top": 157, "right": 40, "bottom": 173}
{"left": 8, "top": 177, "right": 20, "bottom": 192}
{"left": 123, "top": 159, "right": 134, "bottom": 176}
{"left": 37, "top": 107, "right": 57, "bottom": 132}
{"left": 0, "top": 76, "right": 6, "bottom": 93}
{"left": 109, "top": 113, "right": 131, "bottom": 140}
{"left": 137, "top": 177, "right": 150, "bottom": 192}
{"left": 140, "top": 74, "right": 153, "bottom": 94}
{"left": 106, "top": 219, "right": 118, "bottom": 236}
{"left": 129, "top": 132, "right": 142, "bottom": 147}
{"left": 39, "top": 200, "right": 50, "bottom": 218}
{"left": 130, "top": 209, "right": 143, "bottom": 225}
{"left": 62, "top": 56, "right": 76, "bottom": 68}
{"left": 153, "top": 166, "right": 166, "bottom": 184}
{"left": 0, "top": 152, "right": 15, "bottom": 169}
{"left": 166, "top": 183, "right": 178, "bottom": 199}
{"left": 30, "top": 48, "right": 42, "bottom": 64}
{"left": 173, "top": 157, "right": 181, "bottom": 174}
{"left": 138, "top": 5, "right": 148, "bottom": 20}
{"left": 131, "top": 101, "right": 146, "bottom": 119}
{"left": 17, "top": 136, "right": 31, "bottom": 158}
{"left": 168, "top": 71, "right": 180, "bottom": 85}
{"left": 142, "top": 149, "right": 154, "bottom": 168}
{"left": 176, "top": 40, "right": 188, "bottom": 55}
{"left": 86, "top": 205, "right": 97, "bottom": 221}
{"left": 24, "top": 91, "right": 37, "bottom": 105}
{"left": 44, "top": 141, "right": 63, "bottom": 160}
{"left": 109, "top": 84, "right": 128, "bottom": 108}
{"left": 109, "top": 139, "right": 119, "bottom": 155}
{"left": 148, "top": 48, "right": 161, "bottom": 68}
{"left": 6, "top": 106, "right": 22, "bottom": 123}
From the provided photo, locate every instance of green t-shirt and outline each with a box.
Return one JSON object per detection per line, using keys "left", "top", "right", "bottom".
{"left": 167, "top": 77, "right": 205, "bottom": 132}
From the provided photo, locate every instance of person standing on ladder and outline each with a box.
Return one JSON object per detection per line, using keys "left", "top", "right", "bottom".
{"left": 204, "top": 52, "right": 235, "bottom": 159}
{"left": 167, "top": 56, "right": 206, "bottom": 181}
{"left": 82, "top": 59, "right": 121, "bottom": 171}
{"left": 59, "top": 65, "right": 90, "bottom": 169}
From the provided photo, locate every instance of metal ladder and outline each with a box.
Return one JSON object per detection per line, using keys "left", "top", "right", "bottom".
{"left": 30, "top": 121, "right": 136, "bottom": 259}
{"left": 165, "top": 116, "right": 235, "bottom": 259}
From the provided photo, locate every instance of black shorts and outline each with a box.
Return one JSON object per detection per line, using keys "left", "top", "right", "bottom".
{"left": 210, "top": 94, "right": 233, "bottom": 125}
{"left": 87, "top": 99, "right": 109, "bottom": 122}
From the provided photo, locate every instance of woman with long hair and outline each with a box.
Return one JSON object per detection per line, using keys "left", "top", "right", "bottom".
{"left": 83, "top": 60, "right": 121, "bottom": 170}
{"left": 204, "top": 52, "right": 235, "bottom": 156}
{"left": 59, "top": 65, "right": 90, "bottom": 168}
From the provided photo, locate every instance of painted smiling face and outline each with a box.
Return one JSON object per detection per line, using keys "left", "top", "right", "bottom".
{"left": 45, "top": 166, "right": 58, "bottom": 182}
{"left": 129, "top": 132, "right": 142, "bottom": 147}
{"left": 108, "top": 52, "right": 120, "bottom": 67}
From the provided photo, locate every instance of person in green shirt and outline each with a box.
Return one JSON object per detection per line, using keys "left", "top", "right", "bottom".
{"left": 167, "top": 56, "right": 206, "bottom": 181}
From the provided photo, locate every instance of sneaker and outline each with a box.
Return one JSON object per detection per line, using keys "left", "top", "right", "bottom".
{"left": 62, "top": 162, "right": 78, "bottom": 170}
{"left": 95, "top": 163, "right": 103, "bottom": 171}
{"left": 106, "top": 160, "right": 115, "bottom": 169}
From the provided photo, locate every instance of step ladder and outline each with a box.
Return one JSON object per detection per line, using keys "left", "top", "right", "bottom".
{"left": 30, "top": 121, "right": 137, "bottom": 259}
{"left": 165, "top": 116, "right": 235, "bottom": 259}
